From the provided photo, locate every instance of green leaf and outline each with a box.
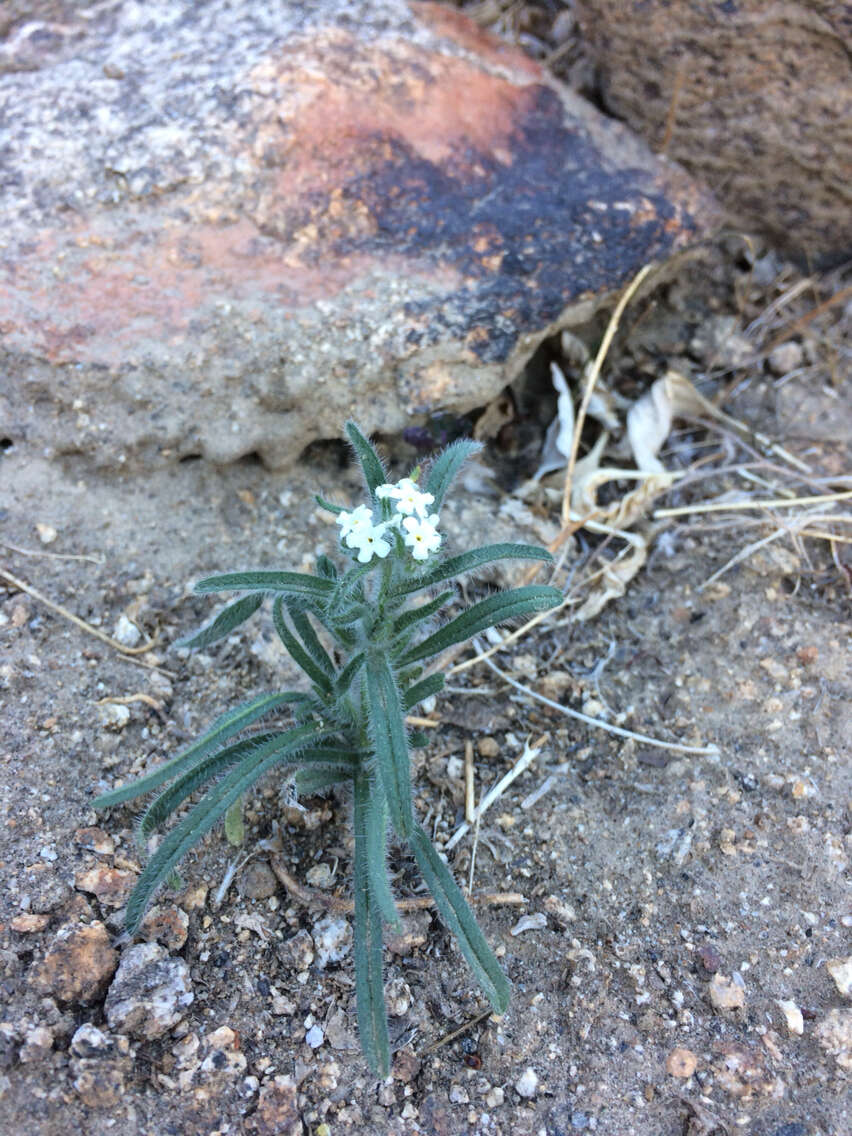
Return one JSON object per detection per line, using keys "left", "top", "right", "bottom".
{"left": 394, "top": 544, "right": 553, "bottom": 596}
{"left": 315, "top": 554, "right": 339, "bottom": 580}
{"left": 290, "top": 606, "right": 336, "bottom": 680}
{"left": 410, "top": 825, "right": 510, "bottom": 1014}
{"left": 425, "top": 439, "right": 483, "bottom": 512}
{"left": 364, "top": 654, "right": 413, "bottom": 838}
{"left": 273, "top": 598, "right": 334, "bottom": 695}
{"left": 345, "top": 421, "right": 387, "bottom": 498}
{"left": 177, "top": 593, "right": 264, "bottom": 649}
{"left": 194, "top": 571, "right": 333, "bottom": 603}
{"left": 402, "top": 672, "right": 444, "bottom": 712}
{"left": 294, "top": 765, "right": 355, "bottom": 795}
{"left": 315, "top": 494, "right": 345, "bottom": 516}
{"left": 353, "top": 773, "right": 391, "bottom": 1077}
{"left": 335, "top": 650, "right": 366, "bottom": 696}
{"left": 125, "top": 724, "right": 328, "bottom": 932}
{"left": 355, "top": 772, "right": 400, "bottom": 930}
{"left": 136, "top": 731, "right": 283, "bottom": 844}
{"left": 224, "top": 796, "right": 244, "bottom": 846}
{"left": 94, "top": 692, "right": 310, "bottom": 809}
{"left": 392, "top": 590, "right": 453, "bottom": 636}
{"left": 396, "top": 586, "right": 562, "bottom": 667}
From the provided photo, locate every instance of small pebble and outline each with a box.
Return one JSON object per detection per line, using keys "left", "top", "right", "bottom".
{"left": 97, "top": 703, "right": 131, "bottom": 731}
{"left": 239, "top": 862, "right": 277, "bottom": 900}
{"left": 75, "top": 866, "right": 137, "bottom": 908}
{"left": 776, "top": 999, "right": 804, "bottom": 1035}
{"left": 515, "top": 1066, "right": 539, "bottom": 1099}
{"left": 767, "top": 341, "right": 803, "bottom": 376}
{"left": 385, "top": 977, "right": 411, "bottom": 1017}
{"left": 826, "top": 957, "right": 852, "bottom": 999}
{"left": 312, "top": 915, "right": 351, "bottom": 969}
{"left": 35, "top": 523, "right": 57, "bottom": 545}
{"left": 666, "top": 1047, "right": 698, "bottom": 1078}
{"left": 104, "top": 942, "right": 193, "bottom": 1039}
{"left": 708, "top": 973, "right": 746, "bottom": 1011}
{"left": 478, "top": 737, "right": 500, "bottom": 759}
{"left": 814, "top": 1008, "right": 852, "bottom": 1071}
{"left": 304, "top": 1024, "right": 324, "bottom": 1049}
{"left": 112, "top": 614, "right": 142, "bottom": 647}
{"left": 29, "top": 921, "right": 117, "bottom": 1003}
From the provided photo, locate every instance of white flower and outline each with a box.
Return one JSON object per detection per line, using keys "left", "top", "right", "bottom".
{"left": 337, "top": 504, "right": 373, "bottom": 543}
{"left": 401, "top": 514, "right": 441, "bottom": 560}
{"left": 350, "top": 524, "right": 392, "bottom": 563}
{"left": 377, "top": 478, "right": 435, "bottom": 519}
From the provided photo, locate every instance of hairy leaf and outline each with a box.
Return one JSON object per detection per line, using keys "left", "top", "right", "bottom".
{"left": 315, "top": 494, "right": 345, "bottom": 516}
{"left": 345, "top": 421, "right": 387, "bottom": 499}
{"left": 290, "top": 606, "right": 336, "bottom": 680}
{"left": 392, "top": 590, "right": 453, "bottom": 636}
{"left": 294, "top": 764, "right": 355, "bottom": 795}
{"left": 410, "top": 825, "right": 510, "bottom": 1013}
{"left": 402, "top": 672, "right": 444, "bottom": 712}
{"left": 425, "top": 438, "right": 483, "bottom": 511}
{"left": 394, "top": 543, "right": 553, "bottom": 595}
{"left": 396, "top": 586, "right": 562, "bottom": 666}
{"left": 353, "top": 780, "right": 391, "bottom": 1077}
{"left": 125, "top": 724, "right": 329, "bottom": 931}
{"left": 365, "top": 654, "right": 413, "bottom": 838}
{"left": 335, "top": 650, "right": 366, "bottom": 696}
{"left": 136, "top": 731, "right": 283, "bottom": 844}
{"left": 194, "top": 571, "right": 333, "bottom": 602}
{"left": 355, "top": 772, "right": 399, "bottom": 930}
{"left": 177, "top": 593, "right": 263, "bottom": 649}
{"left": 272, "top": 598, "right": 334, "bottom": 695}
{"left": 93, "top": 692, "right": 310, "bottom": 809}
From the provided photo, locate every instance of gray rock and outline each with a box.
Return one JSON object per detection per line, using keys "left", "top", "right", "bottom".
{"left": 0, "top": 0, "right": 715, "bottom": 472}
{"left": 104, "top": 942, "right": 193, "bottom": 1039}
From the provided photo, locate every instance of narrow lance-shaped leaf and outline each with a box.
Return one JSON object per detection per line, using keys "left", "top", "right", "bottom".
{"left": 289, "top": 605, "right": 336, "bottom": 680}
{"left": 294, "top": 765, "right": 355, "bottom": 795}
{"left": 394, "top": 544, "right": 553, "bottom": 596}
{"left": 335, "top": 650, "right": 366, "bottom": 697}
{"left": 392, "top": 590, "right": 453, "bottom": 636}
{"left": 410, "top": 825, "right": 510, "bottom": 1013}
{"left": 315, "top": 494, "right": 345, "bottom": 516}
{"left": 344, "top": 421, "right": 387, "bottom": 499}
{"left": 402, "top": 672, "right": 444, "bottom": 712}
{"left": 352, "top": 774, "right": 391, "bottom": 1077}
{"left": 93, "top": 692, "right": 311, "bottom": 809}
{"left": 396, "top": 586, "right": 563, "bottom": 667}
{"left": 315, "top": 553, "right": 339, "bottom": 579}
{"left": 125, "top": 724, "right": 332, "bottom": 932}
{"left": 177, "top": 593, "right": 263, "bottom": 649}
{"left": 425, "top": 438, "right": 483, "bottom": 512}
{"left": 194, "top": 571, "right": 334, "bottom": 602}
{"left": 136, "top": 731, "right": 284, "bottom": 844}
{"left": 355, "top": 772, "right": 400, "bottom": 930}
{"left": 364, "top": 653, "right": 413, "bottom": 838}
{"left": 273, "top": 598, "right": 334, "bottom": 695}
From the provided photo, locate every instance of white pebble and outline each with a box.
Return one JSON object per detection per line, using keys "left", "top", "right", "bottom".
{"left": 305, "top": 1025, "right": 324, "bottom": 1049}
{"left": 515, "top": 1067, "right": 539, "bottom": 1098}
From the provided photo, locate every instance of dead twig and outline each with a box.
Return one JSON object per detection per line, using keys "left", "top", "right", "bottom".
{"left": 0, "top": 540, "right": 103, "bottom": 565}
{"left": 419, "top": 1008, "right": 494, "bottom": 1057}
{"left": 0, "top": 567, "right": 159, "bottom": 656}
{"left": 268, "top": 857, "right": 524, "bottom": 914}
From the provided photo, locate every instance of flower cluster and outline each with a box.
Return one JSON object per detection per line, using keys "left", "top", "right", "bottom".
{"left": 337, "top": 477, "right": 441, "bottom": 563}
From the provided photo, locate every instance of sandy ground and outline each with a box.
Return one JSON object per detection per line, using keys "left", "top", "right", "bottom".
{"left": 1, "top": 247, "right": 850, "bottom": 1136}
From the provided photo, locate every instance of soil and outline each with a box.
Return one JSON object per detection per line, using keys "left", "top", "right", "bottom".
{"left": 1, "top": 245, "right": 850, "bottom": 1136}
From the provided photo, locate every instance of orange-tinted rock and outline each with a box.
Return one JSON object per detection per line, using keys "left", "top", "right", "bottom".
{"left": 0, "top": 0, "right": 715, "bottom": 471}
{"left": 574, "top": 0, "right": 851, "bottom": 265}
{"left": 75, "top": 866, "right": 138, "bottom": 909}
{"left": 29, "top": 921, "right": 118, "bottom": 1003}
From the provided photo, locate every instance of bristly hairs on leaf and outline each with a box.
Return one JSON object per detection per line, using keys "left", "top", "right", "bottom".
{"left": 92, "top": 420, "right": 560, "bottom": 1077}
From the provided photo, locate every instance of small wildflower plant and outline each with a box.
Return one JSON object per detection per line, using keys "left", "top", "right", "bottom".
{"left": 94, "top": 423, "right": 561, "bottom": 1075}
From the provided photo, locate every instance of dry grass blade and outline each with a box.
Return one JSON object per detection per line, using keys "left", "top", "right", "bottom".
{"left": 0, "top": 567, "right": 159, "bottom": 657}
{"left": 655, "top": 490, "right": 852, "bottom": 518}
{"left": 562, "top": 262, "right": 656, "bottom": 525}
{"left": 475, "top": 640, "right": 719, "bottom": 758}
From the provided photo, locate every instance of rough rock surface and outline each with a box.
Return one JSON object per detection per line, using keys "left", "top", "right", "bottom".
{"left": 574, "top": 0, "right": 851, "bottom": 265}
{"left": 28, "top": 921, "right": 118, "bottom": 1004}
{"left": 104, "top": 942, "right": 193, "bottom": 1039}
{"left": 0, "top": 0, "right": 715, "bottom": 470}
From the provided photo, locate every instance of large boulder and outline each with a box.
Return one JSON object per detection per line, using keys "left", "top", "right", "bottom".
{"left": 0, "top": 0, "right": 716, "bottom": 470}
{"left": 574, "top": 0, "right": 851, "bottom": 266}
